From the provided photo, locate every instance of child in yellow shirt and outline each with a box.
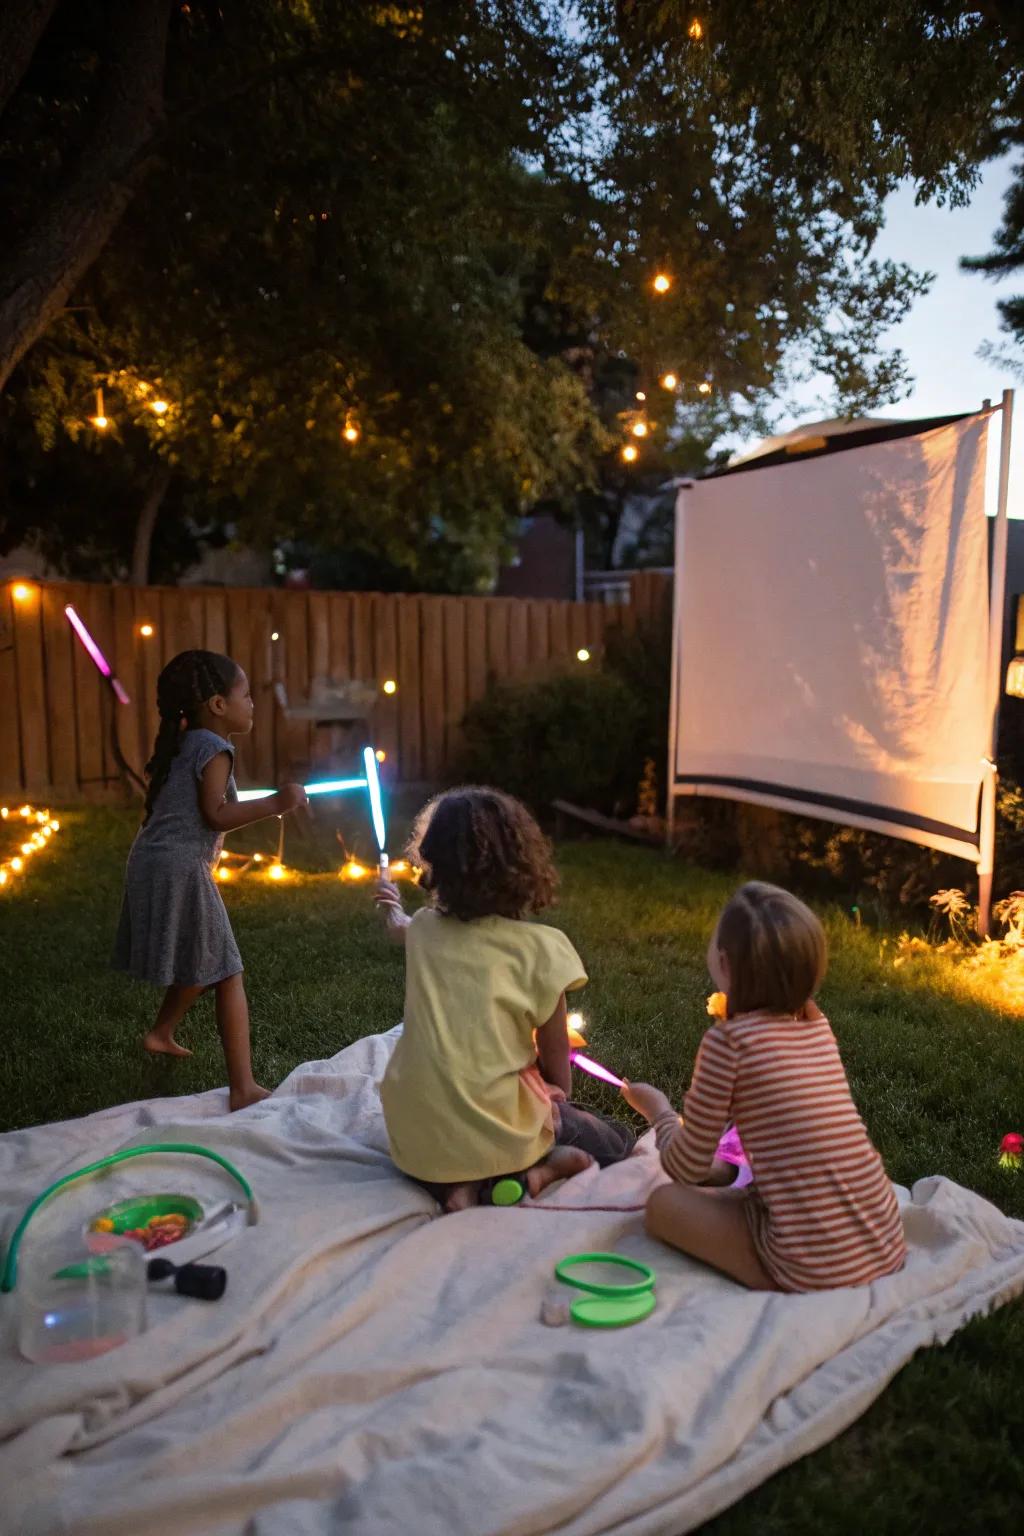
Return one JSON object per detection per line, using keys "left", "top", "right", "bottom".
{"left": 375, "top": 786, "right": 635, "bottom": 1211}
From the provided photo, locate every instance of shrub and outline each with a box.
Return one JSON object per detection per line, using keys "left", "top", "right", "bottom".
{"left": 455, "top": 667, "right": 645, "bottom": 816}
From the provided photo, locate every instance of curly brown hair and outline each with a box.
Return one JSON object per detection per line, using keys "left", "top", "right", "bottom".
{"left": 407, "top": 786, "right": 558, "bottom": 921}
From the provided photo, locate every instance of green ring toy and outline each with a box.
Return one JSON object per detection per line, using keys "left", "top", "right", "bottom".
{"left": 555, "top": 1251, "right": 656, "bottom": 1299}
{"left": 1, "top": 1143, "right": 256, "bottom": 1293}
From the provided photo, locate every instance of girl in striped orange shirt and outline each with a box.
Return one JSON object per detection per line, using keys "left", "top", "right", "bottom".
{"left": 622, "top": 882, "right": 906, "bottom": 1292}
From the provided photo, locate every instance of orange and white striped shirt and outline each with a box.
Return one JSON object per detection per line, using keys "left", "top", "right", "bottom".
{"left": 654, "top": 1012, "right": 906, "bottom": 1292}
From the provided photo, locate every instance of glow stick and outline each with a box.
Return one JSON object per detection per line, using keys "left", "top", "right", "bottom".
{"left": 570, "top": 1051, "right": 625, "bottom": 1089}
{"left": 64, "top": 604, "right": 130, "bottom": 705}
{"left": 236, "top": 777, "right": 367, "bottom": 803}
{"left": 363, "top": 746, "right": 388, "bottom": 875}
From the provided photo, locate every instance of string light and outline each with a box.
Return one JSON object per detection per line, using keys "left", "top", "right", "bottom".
{"left": 268, "top": 863, "right": 286, "bottom": 881}
{"left": 635, "top": 391, "right": 646, "bottom": 402}
{"left": 621, "top": 444, "right": 639, "bottom": 463}
{"left": 576, "top": 648, "right": 591, "bottom": 663}
{"left": 375, "top": 749, "right": 387, "bottom": 762}
{"left": 632, "top": 421, "right": 649, "bottom": 438}
{"left": 660, "top": 372, "right": 678, "bottom": 390}
{"left": 382, "top": 679, "right": 398, "bottom": 695}
{"left": 689, "top": 18, "right": 704, "bottom": 39}
{"left": 139, "top": 623, "right": 155, "bottom": 638}
{"left": 652, "top": 273, "right": 672, "bottom": 294}
{"left": 341, "top": 859, "right": 369, "bottom": 881}
{"left": 1, "top": 803, "right": 61, "bottom": 892}
{"left": 91, "top": 388, "right": 109, "bottom": 430}
{"left": 271, "top": 631, "right": 280, "bottom": 642}
{"left": 149, "top": 399, "right": 169, "bottom": 416}
{"left": 342, "top": 416, "right": 360, "bottom": 443}
{"left": 11, "top": 583, "right": 34, "bottom": 604}
{"left": 216, "top": 866, "right": 232, "bottom": 882}
{"left": 699, "top": 381, "right": 713, "bottom": 394}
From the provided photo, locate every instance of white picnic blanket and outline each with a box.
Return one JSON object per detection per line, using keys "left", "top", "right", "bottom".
{"left": 2, "top": 1029, "right": 1024, "bottom": 1536}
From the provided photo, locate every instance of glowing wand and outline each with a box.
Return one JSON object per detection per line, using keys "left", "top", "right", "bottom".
{"left": 64, "top": 604, "right": 130, "bottom": 705}
{"left": 363, "top": 746, "right": 388, "bottom": 876}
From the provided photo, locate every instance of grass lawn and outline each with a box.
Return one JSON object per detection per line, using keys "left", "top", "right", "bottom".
{"left": 3, "top": 804, "right": 1024, "bottom": 1531}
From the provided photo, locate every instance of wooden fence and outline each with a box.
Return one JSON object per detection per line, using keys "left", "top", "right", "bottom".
{"left": 0, "top": 580, "right": 643, "bottom": 801}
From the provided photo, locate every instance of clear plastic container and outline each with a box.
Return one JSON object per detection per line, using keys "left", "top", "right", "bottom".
{"left": 17, "top": 1235, "right": 146, "bottom": 1364}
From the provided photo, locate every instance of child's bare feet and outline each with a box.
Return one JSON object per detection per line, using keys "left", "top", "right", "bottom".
{"left": 143, "top": 1031, "right": 193, "bottom": 1058}
{"left": 228, "top": 1082, "right": 271, "bottom": 1112}
{"left": 444, "top": 1180, "right": 484, "bottom": 1213}
{"left": 526, "top": 1145, "right": 593, "bottom": 1198}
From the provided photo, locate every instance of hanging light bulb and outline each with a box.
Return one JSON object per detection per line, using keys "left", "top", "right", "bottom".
{"left": 138, "top": 622, "right": 155, "bottom": 638}
{"left": 11, "top": 583, "right": 34, "bottom": 603}
{"left": 382, "top": 679, "right": 398, "bottom": 695}
{"left": 632, "top": 421, "right": 649, "bottom": 438}
{"left": 652, "top": 273, "right": 672, "bottom": 294}
{"left": 660, "top": 372, "right": 678, "bottom": 390}
{"left": 621, "top": 444, "right": 639, "bottom": 463}
{"left": 576, "top": 648, "right": 591, "bottom": 663}
{"left": 342, "top": 413, "right": 360, "bottom": 443}
{"left": 91, "top": 388, "right": 109, "bottom": 430}
{"left": 635, "top": 391, "right": 646, "bottom": 402}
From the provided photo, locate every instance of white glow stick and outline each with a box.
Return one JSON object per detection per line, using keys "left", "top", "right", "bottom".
{"left": 237, "top": 777, "right": 367, "bottom": 803}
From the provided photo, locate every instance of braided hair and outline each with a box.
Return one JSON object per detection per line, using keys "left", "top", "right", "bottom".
{"left": 143, "top": 650, "right": 240, "bottom": 823}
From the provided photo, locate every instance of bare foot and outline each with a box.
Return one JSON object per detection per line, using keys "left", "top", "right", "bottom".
{"left": 443, "top": 1180, "right": 484, "bottom": 1213}
{"left": 229, "top": 1083, "right": 271, "bottom": 1112}
{"left": 526, "top": 1145, "right": 594, "bottom": 1198}
{"left": 143, "top": 1031, "right": 193, "bottom": 1058}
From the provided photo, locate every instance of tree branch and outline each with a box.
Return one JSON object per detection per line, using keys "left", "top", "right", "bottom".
{"left": 0, "top": 0, "right": 173, "bottom": 392}
{"left": 0, "top": 0, "right": 59, "bottom": 121}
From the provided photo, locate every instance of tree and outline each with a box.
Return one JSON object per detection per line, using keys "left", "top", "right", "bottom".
{"left": 3, "top": 2, "right": 1020, "bottom": 588}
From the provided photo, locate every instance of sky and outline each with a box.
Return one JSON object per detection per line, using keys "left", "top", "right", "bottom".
{"left": 754, "top": 156, "right": 1024, "bottom": 516}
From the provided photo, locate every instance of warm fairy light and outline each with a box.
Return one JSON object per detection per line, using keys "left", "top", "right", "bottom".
{"left": 382, "top": 679, "right": 397, "bottom": 695}
{"left": 11, "top": 583, "right": 34, "bottom": 603}
{"left": 20, "top": 843, "right": 33, "bottom": 856}
{"left": 698, "top": 381, "right": 713, "bottom": 394}
{"left": 635, "top": 391, "right": 646, "bottom": 402}
{"left": 268, "top": 863, "right": 286, "bottom": 880}
{"left": 576, "top": 648, "right": 591, "bottom": 663}
{"left": 375, "top": 749, "right": 387, "bottom": 762}
{"left": 688, "top": 18, "right": 704, "bottom": 39}
{"left": 49, "top": 818, "right": 59, "bottom": 831}
{"left": 652, "top": 272, "right": 671, "bottom": 294}
{"left": 139, "top": 623, "right": 155, "bottom": 638}
{"left": 91, "top": 389, "right": 109, "bottom": 430}
{"left": 342, "top": 416, "right": 360, "bottom": 443}
{"left": 218, "top": 849, "right": 228, "bottom": 860}
{"left": 11, "top": 857, "right": 23, "bottom": 872}
{"left": 20, "top": 806, "right": 31, "bottom": 818}
{"left": 149, "top": 399, "right": 169, "bottom": 415}
{"left": 271, "top": 631, "right": 280, "bottom": 642}
{"left": 216, "top": 866, "right": 232, "bottom": 882}
{"left": 0, "top": 801, "right": 59, "bottom": 891}
{"left": 621, "top": 444, "right": 639, "bottom": 463}
{"left": 253, "top": 852, "right": 263, "bottom": 863}
{"left": 390, "top": 859, "right": 409, "bottom": 876}
{"left": 0, "top": 870, "right": 6, "bottom": 887}
{"left": 0, "top": 808, "right": 7, "bottom": 818}
{"left": 660, "top": 372, "right": 678, "bottom": 390}
{"left": 632, "top": 421, "right": 649, "bottom": 438}
{"left": 35, "top": 811, "right": 47, "bottom": 823}
{"left": 341, "top": 858, "right": 369, "bottom": 881}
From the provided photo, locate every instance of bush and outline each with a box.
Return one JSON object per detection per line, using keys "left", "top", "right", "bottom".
{"left": 455, "top": 667, "right": 646, "bottom": 816}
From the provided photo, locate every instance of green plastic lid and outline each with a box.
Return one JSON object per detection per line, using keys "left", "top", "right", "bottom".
{"left": 570, "top": 1291, "right": 657, "bottom": 1328}
{"left": 491, "top": 1178, "right": 525, "bottom": 1206}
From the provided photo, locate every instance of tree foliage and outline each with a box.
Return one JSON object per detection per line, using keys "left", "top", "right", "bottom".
{"left": 1, "top": 1, "right": 1020, "bottom": 586}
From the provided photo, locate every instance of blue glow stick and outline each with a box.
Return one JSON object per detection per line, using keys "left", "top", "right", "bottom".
{"left": 237, "top": 777, "right": 367, "bottom": 803}
{"left": 363, "top": 746, "right": 388, "bottom": 874}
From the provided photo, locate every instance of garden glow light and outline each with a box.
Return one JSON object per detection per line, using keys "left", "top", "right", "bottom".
{"left": 64, "top": 604, "right": 130, "bottom": 705}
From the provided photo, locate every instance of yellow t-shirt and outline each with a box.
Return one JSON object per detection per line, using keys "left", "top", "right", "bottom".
{"left": 380, "top": 907, "right": 588, "bottom": 1182}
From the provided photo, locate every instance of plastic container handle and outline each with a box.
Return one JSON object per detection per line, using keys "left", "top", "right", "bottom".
{"left": 1, "top": 1143, "right": 255, "bottom": 1293}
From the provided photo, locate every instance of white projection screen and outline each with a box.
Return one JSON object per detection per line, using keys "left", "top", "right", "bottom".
{"left": 669, "top": 413, "right": 994, "bottom": 862}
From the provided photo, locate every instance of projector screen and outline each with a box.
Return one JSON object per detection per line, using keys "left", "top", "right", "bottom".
{"left": 670, "top": 413, "right": 992, "bottom": 861}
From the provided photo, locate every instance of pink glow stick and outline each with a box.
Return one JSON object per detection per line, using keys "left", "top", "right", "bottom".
{"left": 570, "top": 1051, "right": 625, "bottom": 1089}
{"left": 65, "top": 604, "right": 130, "bottom": 705}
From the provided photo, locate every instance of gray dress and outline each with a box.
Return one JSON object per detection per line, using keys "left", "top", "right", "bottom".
{"left": 113, "top": 728, "right": 243, "bottom": 987}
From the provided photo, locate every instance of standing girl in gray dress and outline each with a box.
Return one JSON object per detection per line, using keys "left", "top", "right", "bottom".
{"left": 114, "top": 650, "right": 307, "bottom": 1111}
